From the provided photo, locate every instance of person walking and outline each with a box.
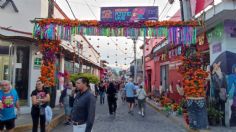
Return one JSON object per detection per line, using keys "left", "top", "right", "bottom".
{"left": 99, "top": 82, "right": 106, "bottom": 104}
{"left": 136, "top": 85, "right": 147, "bottom": 117}
{"left": 31, "top": 80, "right": 50, "bottom": 132}
{"left": 59, "top": 81, "right": 74, "bottom": 125}
{"left": 71, "top": 77, "right": 96, "bottom": 132}
{"left": 106, "top": 82, "right": 117, "bottom": 116}
{"left": 0, "top": 80, "right": 20, "bottom": 132}
{"left": 125, "top": 78, "right": 136, "bottom": 115}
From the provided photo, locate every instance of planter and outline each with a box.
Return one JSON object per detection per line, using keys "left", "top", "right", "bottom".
{"left": 187, "top": 99, "right": 208, "bottom": 129}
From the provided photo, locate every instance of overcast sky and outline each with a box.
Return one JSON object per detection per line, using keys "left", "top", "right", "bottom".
{"left": 56, "top": 0, "right": 181, "bottom": 69}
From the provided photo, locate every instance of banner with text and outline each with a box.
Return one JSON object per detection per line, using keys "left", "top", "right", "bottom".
{"left": 100, "top": 6, "right": 158, "bottom": 22}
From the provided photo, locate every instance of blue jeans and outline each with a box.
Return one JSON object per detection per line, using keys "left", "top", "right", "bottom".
{"left": 100, "top": 92, "right": 105, "bottom": 104}
{"left": 187, "top": 99, "right": 208, "bottom": 129}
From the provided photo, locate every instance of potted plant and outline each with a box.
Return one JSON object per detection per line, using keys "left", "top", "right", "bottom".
{"left": 207, "top": 107, "right": 223, "bottom": 126}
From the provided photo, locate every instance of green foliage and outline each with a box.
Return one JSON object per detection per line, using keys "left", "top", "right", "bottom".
{"left": 70, "top": 73, "right": 100, "bottom": 84}
{"left": 207, "top": 107, "right": 224, "bottom": 120}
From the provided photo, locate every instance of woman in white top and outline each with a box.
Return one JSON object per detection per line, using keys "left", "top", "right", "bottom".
{"left": 136, "top": 85, "right": 147, "bottom": 117}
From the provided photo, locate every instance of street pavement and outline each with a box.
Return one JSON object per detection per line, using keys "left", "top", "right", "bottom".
{"left": 52, "top": 95, "right": 186, "bottom": 132}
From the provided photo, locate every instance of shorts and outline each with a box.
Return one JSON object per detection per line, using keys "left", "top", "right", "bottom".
{"left": 0, "top": 118, "right": 15, "bottom": 130}
{"left": 126, "top": 97, "right": 135, "bottom": 103}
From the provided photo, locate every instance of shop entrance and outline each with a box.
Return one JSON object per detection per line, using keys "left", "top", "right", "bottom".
{"left": 0, "top": 40, "right": 29, "bottom": 106}
{"left": 160, "top": 65, "right": 169, "bottom": 92}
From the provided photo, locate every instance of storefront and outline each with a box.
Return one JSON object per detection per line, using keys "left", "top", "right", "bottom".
{"left": 0, "top": 37, "right": 35, "bottom": 107}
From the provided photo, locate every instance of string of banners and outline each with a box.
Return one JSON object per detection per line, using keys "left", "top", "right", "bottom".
{"left": 32, "top": 19, "right": 201, "bottom": 44}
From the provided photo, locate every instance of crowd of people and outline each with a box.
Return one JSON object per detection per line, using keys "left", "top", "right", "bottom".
{"left": 0, "top": 77, "right": 146, "bottom": 132}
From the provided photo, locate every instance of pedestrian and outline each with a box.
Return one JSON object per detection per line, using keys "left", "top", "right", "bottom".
{"left": 99, "top": 82, "right": 106, "bottom": 104}
{"left": 136, "top": 85, "right": 147, "bottom": 117}
{"left": 31, "top": 80, "right": 50, "bottom": 132}
{"left": 59, "top": 81, "right": 74, "bottom": 125}
{"left": 125, "top": 78, "right": 136, "bottom": 115}
{"left": 71, "top": 77, "right": 96, "bottom": 132}
{"left": 134, "top": 82, "right": 139, "bottom": 107}
{"left": 106, "top": 82, "right": 117, "bottom": 115}
{"left": 0, "top": 80, "right": 20, "bottom": 132}
{"left": 120, "top": 82, "right": 126, "bottom": 104}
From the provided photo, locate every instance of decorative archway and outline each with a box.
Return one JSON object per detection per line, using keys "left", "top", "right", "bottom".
{"left": 32, "top": 18, "right": 201, "bottom": 87}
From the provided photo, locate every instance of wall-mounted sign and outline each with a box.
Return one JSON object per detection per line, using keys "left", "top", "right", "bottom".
{"left": 100, "top": 6, "right": 158, "bottom": 22}
{"left": 207, "top": 23, "right": 223, "bottom": 43}
{"left": 224, "top": 19, "right": 236, "bottom": 38}
{"left": 34, "top": 58, "right": 42, "bottom": 69}
{"left": 0, "top": 0, "right": 19, "bottom": 12}
{"left": 212, "top": 43, "right": 222, "bottom": 54}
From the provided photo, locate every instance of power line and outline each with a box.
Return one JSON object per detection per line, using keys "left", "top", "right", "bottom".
{"left": 84, "top": 0, "right": 98, "bottom": 20}
{"left": 159, "top": 1, "right": 169, "bottom": 20}
{"left": 161, "top": 3, "right": 174, "bottom": 20}
{"left": 153, "top": 0, "right": 156, "bottom": 6}
{"left": 65, "top": 0, "right": 76, "bottom": 19}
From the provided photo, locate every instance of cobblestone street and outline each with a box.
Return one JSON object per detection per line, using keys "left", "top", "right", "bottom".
{"left": 52, "top": 96, "right": 186, "bottom": 132}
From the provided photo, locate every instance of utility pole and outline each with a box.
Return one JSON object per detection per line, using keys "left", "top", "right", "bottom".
{"left": 182, "top": 0, "right": 192, "bottom": 21}
{"left": 179, "top": 0, "right": 185, "bottom": 21}
{"left": 48, "top": 0, "right": 54, "bottom": 18}
{"left": 133, "top": 38, "right": 137, "bottom": 83}
{"left": 48, "top": 0, "right": 56, "bottom": 108}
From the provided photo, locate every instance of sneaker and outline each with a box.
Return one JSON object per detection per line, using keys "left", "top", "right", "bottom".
{"left": 64, "top": 121, "right": 70, "bottom": 125}
{"left": 138, "top": 111, "right": 141, "bottom": 115}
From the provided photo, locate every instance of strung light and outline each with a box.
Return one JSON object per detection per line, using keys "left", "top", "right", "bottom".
{"left": 97, "top": 45, "right": 100, "bottom": 48}
{"left": 107, "top": 56, "right": 109, "bottom": 58}
{"left": 89, "top": 55, "right": 91, "bottom": 57}
{"left": 107, "top": 43, "right": 109, "bottom": 45}
{"left": 97, "top": 38, "right": 100, "bottom": 41}
{"left": 125, "top": 48, "right": 127, "bottom": 50}
{"left": 115, "top": 43, "right": 118, "bottom": 46}
{"left": 80, "top": 40, "right": 83, "bottom": 43}
{"left": 125, "top": 58, "right": 126, "bottom": 60}
{"left": 124, "top": 63, "right": 126, "bottom": 65}
{"left": 67, "top": 44, "right": 70, "bottom": 46}
{"left": 115, "top": 54, "right": 117, "bottom": 56}
{"left": 89, "top": 38, "right": 91, "bottom": 40}
{"left": 146, "top": 48, "right": 149, "bottom": 51}
{"left": 89, "top": 46, "right": 91, "bottom": 48}
{"left": 115, "top": 61, "right": 117, "bottom": 63}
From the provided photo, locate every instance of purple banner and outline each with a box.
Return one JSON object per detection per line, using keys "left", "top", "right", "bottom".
{"left": 212, "top": 43, "right": 222, "bottom": 54}
{"left": 100, "top": 6, "right": 158, "bottom": 22}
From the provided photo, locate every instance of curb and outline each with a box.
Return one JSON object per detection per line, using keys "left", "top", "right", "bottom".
{"left": 15, "top": 113, "right": 65, "bottom": 132}
{"left": 146, "top": 100, "right": 210, "bottom": 132}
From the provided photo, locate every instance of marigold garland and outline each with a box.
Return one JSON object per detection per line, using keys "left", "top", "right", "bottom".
{"left": 178, "top": 53, "right": 208, "bottom": 98}
{"left": 37, "top": 18, "right": 201, "bottom": 27}
{"left": 39, "top": 40, "right": 61, "bottom": 87}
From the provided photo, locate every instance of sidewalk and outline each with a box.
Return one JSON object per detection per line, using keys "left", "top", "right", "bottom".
{"left": 146, "top": 98, "right": 236, "bottom": 132}
{"left": 15, "top": 106, "right": 64, "bottom": 132}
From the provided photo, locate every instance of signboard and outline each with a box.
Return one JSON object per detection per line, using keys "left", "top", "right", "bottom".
{"left": 100, "top": 6, "right": 158, "bottom": 22}
{"left": 212, "top": 43, "right": 222, "bottom": 54}
{"left": 34, "top": 58, "right": 42, "bottom": 69}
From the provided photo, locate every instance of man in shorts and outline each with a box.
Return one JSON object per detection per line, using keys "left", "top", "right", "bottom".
{"left": 125, "top": 78, "right": 136, "bottom": 115}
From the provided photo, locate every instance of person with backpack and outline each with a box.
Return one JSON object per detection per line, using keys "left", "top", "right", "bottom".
{"left": 59, "top": 81, "right": 74, "bottom": 125}
{"left": 136, "top": 85, "right": 146, "bottom": 117}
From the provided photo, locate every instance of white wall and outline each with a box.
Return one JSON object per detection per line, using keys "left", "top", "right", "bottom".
{"left": 0, "top": 0, "right": 48, "bottom": 36}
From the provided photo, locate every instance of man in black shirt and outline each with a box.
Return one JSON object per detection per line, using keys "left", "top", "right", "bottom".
{"left": 71, "top": 77, "right": 96, "bottom": 132}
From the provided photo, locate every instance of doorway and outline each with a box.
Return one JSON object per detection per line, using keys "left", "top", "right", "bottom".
{"left": 0, "top": 41, "right": 29, "bottom": 106}
{"left": 160, "top": 65, "right": 169, "bottom": 92}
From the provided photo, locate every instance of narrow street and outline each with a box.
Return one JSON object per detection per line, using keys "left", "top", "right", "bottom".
{"left": 52, "top": 95, "right": 186, "bottom": 132}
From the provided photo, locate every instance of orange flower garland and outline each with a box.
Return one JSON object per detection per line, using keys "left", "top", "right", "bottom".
{"left": 178, "top": 53, "right": 208, "bottom": 98}
{"left": 39, "top": 40, "right": 61, "bottom": 87}
{"left": 36, "top": 18, "right": 201, "bottom": 27}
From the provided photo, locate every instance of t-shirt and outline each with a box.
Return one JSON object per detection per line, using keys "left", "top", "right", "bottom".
{"left": 0, "top": 88, "right": 19, "bottom": 121}
{"left": 125, "top": 82, "right": 136, "bottom": 97}
{"left": 31, "top": 89, "right": 49, "bottom": 108}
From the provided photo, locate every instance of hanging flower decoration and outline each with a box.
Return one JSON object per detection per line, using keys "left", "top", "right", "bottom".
{"left": 38, "top": 40, "right": 61, "bottom": 87}
{"left": 33, "top": 18, "right": 201, "bottom": 44}
{"left": 178, "top": 53, "right": 208, "bottom": 98}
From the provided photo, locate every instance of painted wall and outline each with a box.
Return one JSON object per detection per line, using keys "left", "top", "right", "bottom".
{"left": 0, "top": 0, "right": 47, "bottom": 36}
{"left": 209, "top": 19, "right": 236, "bottom": 126}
